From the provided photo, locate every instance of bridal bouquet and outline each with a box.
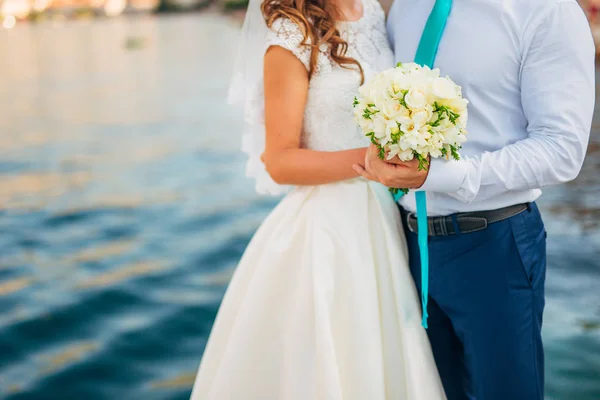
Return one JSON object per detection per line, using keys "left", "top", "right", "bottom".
{"left": 353, "top": 62, "right": 469, "bottom": 195}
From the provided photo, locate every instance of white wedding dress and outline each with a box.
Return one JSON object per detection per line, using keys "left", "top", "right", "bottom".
{"left": 190, "top": 1, "right": 446, "bottom": 398}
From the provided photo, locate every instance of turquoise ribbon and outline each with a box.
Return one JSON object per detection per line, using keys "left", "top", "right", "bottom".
{"left": 393, "top": 0, "right": 452, "bottom": 329}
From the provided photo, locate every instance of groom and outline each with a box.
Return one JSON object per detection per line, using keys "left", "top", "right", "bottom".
{"left": 355, "top": 0, "right": 595, "bottom": 399}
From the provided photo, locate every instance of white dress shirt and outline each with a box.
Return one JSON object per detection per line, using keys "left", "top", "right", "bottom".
{"left": 387, "top": 0, "right": 596, "bottom": 216}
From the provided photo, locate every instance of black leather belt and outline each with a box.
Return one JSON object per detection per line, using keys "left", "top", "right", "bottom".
{"left": 404, "top": 203, "right": 529, "bottom": 236}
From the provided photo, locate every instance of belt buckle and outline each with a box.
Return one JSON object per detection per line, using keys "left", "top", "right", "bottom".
{"left": 407, "top": 212, "right": 417, "bottom": 233}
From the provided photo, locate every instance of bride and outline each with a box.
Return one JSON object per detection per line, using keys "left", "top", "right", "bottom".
{"left": 190, "top": 0, "right": 446, "bottom": 398}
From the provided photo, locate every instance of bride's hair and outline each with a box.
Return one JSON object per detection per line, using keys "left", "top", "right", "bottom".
{"left": 262, "top": 0, "right": 365, "bottom": 84}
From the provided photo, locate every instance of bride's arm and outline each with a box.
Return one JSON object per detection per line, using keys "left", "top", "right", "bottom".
{"left": 262, "top": 46, "right": 366, "bottom": 186}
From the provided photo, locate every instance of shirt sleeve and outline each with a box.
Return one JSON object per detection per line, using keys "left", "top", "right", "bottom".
{"left": 420, "top": 1, "right": 596, "bottom": 203}
{"left": 265, "top": 17, "right": 312, "bottom": 71}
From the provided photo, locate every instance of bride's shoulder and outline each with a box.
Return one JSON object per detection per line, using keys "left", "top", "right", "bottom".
{"left": 268, "top": 17, "right": 307, "bottom": 42}
{"left": 266, "top": 17, "right": 333, "bottom": 74}
{"left": 266, "top": 17, "right": 312, "bottom": 70}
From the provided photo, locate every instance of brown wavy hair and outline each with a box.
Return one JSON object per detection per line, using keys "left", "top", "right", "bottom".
{"left": 262, "top": 0, "right": 364, "bottom": 84}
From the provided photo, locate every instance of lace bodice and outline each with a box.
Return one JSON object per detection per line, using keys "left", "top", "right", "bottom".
{"left": 265, "top": 0, "right": 395, "bottom": 152}
{"left": 239, "top": 0, "right": 394, "bottom": 195}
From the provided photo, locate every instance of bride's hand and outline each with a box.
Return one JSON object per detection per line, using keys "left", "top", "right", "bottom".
{"left": 354, "top": 145, "right": 429, "bottom": 189}
{"left": 383, "top": 155, "right": 404, "bottom": 165}
{"left": 352, "top": 145, "right": 382, "bottom": 183}
{"left": 384, "top": 154, "right": 429, "bottom": 170}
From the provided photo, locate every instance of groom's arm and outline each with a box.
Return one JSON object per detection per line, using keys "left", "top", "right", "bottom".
{"left": 419, "top": 2, "right": 595, "bottom": 202}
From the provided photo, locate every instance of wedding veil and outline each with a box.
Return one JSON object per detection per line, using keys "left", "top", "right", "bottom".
{"left": 228, "top": 0, "right": 290, "bottom": 196}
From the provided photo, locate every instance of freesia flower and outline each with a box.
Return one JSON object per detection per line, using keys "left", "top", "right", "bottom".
{"left": 353, "top": 62, "right": 469, "bottom": 193}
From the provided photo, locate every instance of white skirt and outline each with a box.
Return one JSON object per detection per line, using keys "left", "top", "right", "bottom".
{"left": 190, "top": 178, "right": 446, "bottom": 400}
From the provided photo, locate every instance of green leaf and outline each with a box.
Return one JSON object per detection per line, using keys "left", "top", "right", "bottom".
{"left": 430, "top": 102, "right": 463, "bottom": 126}
{"left": 365, "top": 132, "right": 378, "bottom": 145}
{"left": 398, "top": 90, "right": 409, "bottom": 109}
{"left": 450, "top": 145, "right": 461, "bottom": 161}
{"left": 415, "top": 153, "right": 430, "bottom": 172}
{"left": 389, "top": 187, "right": 410, "bottom": 195}
{"left": 362, "top": 105, "right": 380, "bottom": 120}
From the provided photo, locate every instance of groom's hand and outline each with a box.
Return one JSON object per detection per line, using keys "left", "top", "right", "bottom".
{"left": 353, "top": 145, "right": 429, "bottom": 189}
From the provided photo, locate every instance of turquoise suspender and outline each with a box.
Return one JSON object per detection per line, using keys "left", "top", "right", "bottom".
{"left": 394, "top": 0, "right": 453, "bottom": 329}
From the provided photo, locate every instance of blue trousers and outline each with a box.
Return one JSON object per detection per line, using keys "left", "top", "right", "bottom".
{"left": 403, "top": 202, "right": 546, "bottom": 400}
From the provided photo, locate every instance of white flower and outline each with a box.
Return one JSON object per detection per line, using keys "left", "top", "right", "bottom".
{"left": 353, "top": 101, "right": 366, "bottom": 120}
{"left": 386, "top": 143, "right": 415, "bottom": 162}
{"left": 379, "top": 118, "right": 401, "bottom": 146}
{"left": 358, "top": 83, "right": 378, "bottom": 105}
{"left": 426, "top": 67, "right": 442, "bottom": 79}
{"left": 431, "top": 77, "right": 459, "bottom": 100}
{"left": 354, "top": 63, "right": 469, "bottom": 165}
{"left": 441, "top": 125, "right": 467, "bottom": 146}
{"left": 418, "top": 125, "right": 433, "bottom": 140}
{"left": 456, "top": 109, "right": 469, "bottom": 127}
{"left": 400, "top": 120, "right": 419, "bottom": 138}
{"left": 415, "top": 65, "right": 441, "bottom": 80}
{"left": 400, "top": 130, "right": 427, "bottom": 150}
{"left": 372, "top": 116, "right": 388, "bottom": 138}
{"left": 398, "top": 149, "right": 415, "bottom": 161}
{"left": 386, "top": 143, "right": 401, "bottom": 160}
{"left": 444, "top": 97, "right": 469, "bottom": 114}
{"left": 380, "top": 98, "right": 407, "bottom": 120}
{"left": 397, "top": 62, "right": 420, "bottom": 73}
{"left": 391, "top": 73, "right": 411, "bottom": 93}
{"left": 404, "top": 86, "right": 429, "bottom": 109}
{"left": 411, "top": 106, "right": 434, "bottom": 128}
{"left": 417, "top": 147, "right": 430, "bottom": 158}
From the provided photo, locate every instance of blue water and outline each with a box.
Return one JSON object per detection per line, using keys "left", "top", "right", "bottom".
{"left": 0, "top": 13, "right": 599, "bottom": 400}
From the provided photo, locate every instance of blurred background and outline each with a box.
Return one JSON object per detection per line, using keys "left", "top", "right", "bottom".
{"left": 0, "top": 0, "right": 599, "bottom": 399}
